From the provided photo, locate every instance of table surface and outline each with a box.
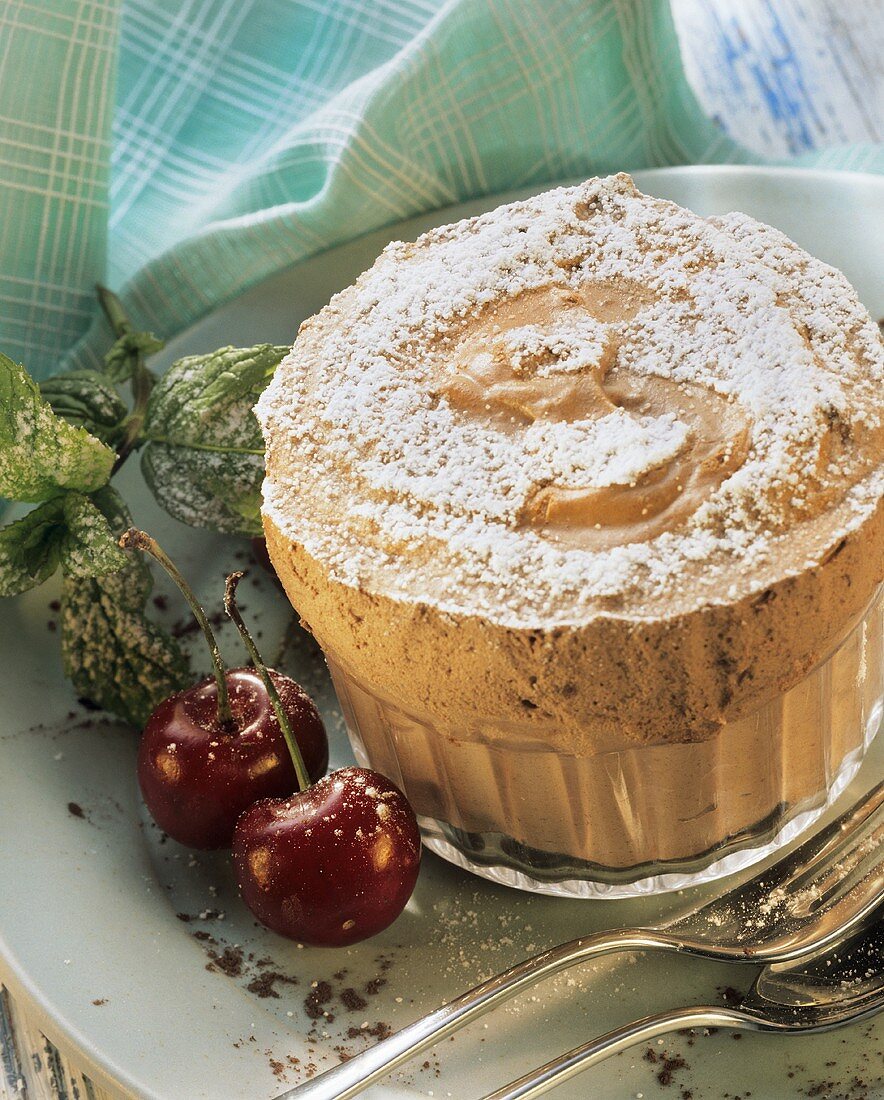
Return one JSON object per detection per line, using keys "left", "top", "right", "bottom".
{"left": 2, "top": 2, "right": 883, "bottom": 1098}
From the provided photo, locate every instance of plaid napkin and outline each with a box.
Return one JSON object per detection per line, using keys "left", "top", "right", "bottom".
{"left": 2, "top": 0, "right": 881, "bottom": 379}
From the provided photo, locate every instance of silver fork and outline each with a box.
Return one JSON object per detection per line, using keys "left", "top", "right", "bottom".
{"left": 282, "top": 780, "right": 884, "bottom": 1100}
{"left": 488, "top": 910, "right": 884, "bottom": 1099}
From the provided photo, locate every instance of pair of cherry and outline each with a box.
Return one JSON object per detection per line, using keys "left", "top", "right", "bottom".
{"left": 122, "top": 530, "right": 420, "bottom": 948}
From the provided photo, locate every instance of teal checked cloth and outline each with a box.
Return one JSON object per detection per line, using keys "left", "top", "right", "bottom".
{"left": 1, "top": 0, "right": 882, "bottom": 380}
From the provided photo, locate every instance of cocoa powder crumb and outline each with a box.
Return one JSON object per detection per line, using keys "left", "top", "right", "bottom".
{"left": 206, "top": 946, "right": 244, "bottom": 977}
{"left": 345, "top": 1022, "right": 392, "bottom": 1041}
{"left": 304, "top": 980, "right": 334, "bottom": 1019}
{"left": 247, "top": 971, "right": 299, "bottom": 999}
{"left": 268, "top": 1057, "right": 286, "bottom": 1080}
{"left": 656, "top": 1052, "right": 688, "bottom": 1087}
{"left": 340, "top": 988, "right": 368, "bottom": 1012}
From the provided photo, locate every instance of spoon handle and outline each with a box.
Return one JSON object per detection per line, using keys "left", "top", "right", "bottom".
{"left": 277, "top": 928, "right": 672, "bottom": 1099}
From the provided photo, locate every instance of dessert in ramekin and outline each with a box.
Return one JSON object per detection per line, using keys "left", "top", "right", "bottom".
{"left": 257, "top": 174, "right": 884, "bottom": 897}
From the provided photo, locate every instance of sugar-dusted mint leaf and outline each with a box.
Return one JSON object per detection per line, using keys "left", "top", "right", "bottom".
{"left": 0, "top": 353, "right": 116, "bottom": 502}
{"left": 0, "top": 490, "right": 129, "bottom": 597}
{"left": 87, "top": 486, "right": 151, "bottom": 601}
{"left": 0, "top": 497, "right": 66, "bottom": 597}
{"left": 40, "top": 369, "right": 128, "bottom": 445}
{"left": 61, "top": 572, "right": 190, "bottom": 726}
{"left": 141, "top": 344, "right": 287, "bottom": 535}
{"left": 60, "top": 486, "right": 189, "bottom": 726}
{"left": 141, "top": 445, "right": 263, "bottom": 535}
{"left": 59, "top": 492, "right": 129, "bottom": 579}
{"left": 144, "top": 344, "right": 287, "bottom": 449}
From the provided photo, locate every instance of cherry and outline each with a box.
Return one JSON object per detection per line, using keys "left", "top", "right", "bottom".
{"left": 222, "top": 573, "right": 421, "bottom": 946}
{"left": 137, "top": 667, "right": 327, "bottom": 849}
{"left": 232, "top": 766, "right": 421, "bottom": 947}
{"left": 119, "top": 530, "right": 328, "bottom": 849}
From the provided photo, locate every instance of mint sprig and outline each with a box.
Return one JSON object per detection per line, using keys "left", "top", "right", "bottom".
{"left": 0, "top": 287, "right": 288, "bottom": 728}
{"left": 0, "top": 490, "right": 130, "bottom": 598}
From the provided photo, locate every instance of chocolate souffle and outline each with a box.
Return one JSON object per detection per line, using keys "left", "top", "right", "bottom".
{"left": 257, "top": 174, "right": 883, "bottom": 896}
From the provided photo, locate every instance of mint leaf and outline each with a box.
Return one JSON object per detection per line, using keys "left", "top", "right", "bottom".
{"left": 144, "top": 344, "right": 285, "bottom": 448}
{"left": 0, "top": 491, "right": 128, "bottom": 597}
{"left": 61, "top": 572, "right": 190, "bottom": 726}
{"left": 60, "top": 487, "right": 189, "bottom": 726}
{"left": 141, "top": 344, "right": 287, "bottom": 535}
{"left": 0, "top": 353, "right": 115, "bottom": 502}
{"left": 40, "top": 369, "right": 128, "bottom": 445}
{"left": 59, "top": 493, "right": 129, "bottom": 578}
{"left": 0, "top": 498, "right": 66, "bottom": 597}
{"left": 141, "top": 446, "right": 264, "bottom": 535}
{"left": 103, "top": 330, "right": 165, "bottom": 384}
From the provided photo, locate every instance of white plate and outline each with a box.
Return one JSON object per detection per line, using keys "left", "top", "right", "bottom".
{"left": 1, "top": 168, "right": 882, "bottom": 1100}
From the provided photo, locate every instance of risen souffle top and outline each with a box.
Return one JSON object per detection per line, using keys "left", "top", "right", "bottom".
{"left": 257, "top": 174, "right": 884, "bottom": 628}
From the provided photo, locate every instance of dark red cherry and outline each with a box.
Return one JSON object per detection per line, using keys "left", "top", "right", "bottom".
{"left": 232, "top": 767, "right": 421, "bottom": 946}
{"left": 138, "top": 667, "right": 327, "bottom": 849}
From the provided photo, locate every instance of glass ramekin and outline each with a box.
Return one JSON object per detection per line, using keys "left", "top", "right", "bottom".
{"left": 325, "top": 587, "right": 883, "bottom": 898}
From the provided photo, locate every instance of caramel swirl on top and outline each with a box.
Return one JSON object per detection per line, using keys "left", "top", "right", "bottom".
{"left": 438, "top": 282, "right": 750, "bottom": 548}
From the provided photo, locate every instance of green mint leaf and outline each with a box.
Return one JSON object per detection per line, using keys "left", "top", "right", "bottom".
{"left": 0, "top": 353, "right": 115, "bottom": 502}
{"left": 143, "top": 344, "right": 286, "bottom": 449}
{"left": 141, "top": 344, "right": 287, "bottom": 535}
{"left": 0, "top": 489, "right": 130, "bottom": 597}
{"left": 141, "top": 445, "right": 264, "bottom": 535}
{"left": 60, "top": 486, "right": 189, "bottom": 726}
{"left": 103, "top": 330, "right": 165, "bottom": 383}
{"left": 39, "top": 369, "right": 128, "bottom": 445}
{"left": 59, "top": 493, "right": 129, "bottom": 579}
{"left": 0, "top": 498, "right": 66, "bottom": 597}
{"left": 61, "top": 572, "right": 190, "bottom": 726}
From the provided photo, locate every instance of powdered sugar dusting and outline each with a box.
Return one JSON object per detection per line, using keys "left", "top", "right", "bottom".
{"left": 257, "top": 175, "right": 883, "bottom": 625}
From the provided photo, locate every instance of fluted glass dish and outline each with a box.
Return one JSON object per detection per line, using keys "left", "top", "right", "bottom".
{"left": 326, "top": 588, "right": 883, "bottom": 898}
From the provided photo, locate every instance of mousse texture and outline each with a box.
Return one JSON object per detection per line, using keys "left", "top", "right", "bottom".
{"left": 258, "top": 175, "right": 883, "bottom": 878}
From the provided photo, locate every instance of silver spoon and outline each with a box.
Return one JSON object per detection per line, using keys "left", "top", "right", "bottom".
{"left": 282, "top": 780, "right": 883, "bottom": 1100}
{"left": 488, "top": 911, "right": 884, "bottom": 1098}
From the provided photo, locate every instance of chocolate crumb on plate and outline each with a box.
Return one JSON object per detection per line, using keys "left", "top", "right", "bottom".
{"left": 247, "top": 971, "right": 299, "bottom": 1000}
{"left": 304, "top": 980, "right": 334, "bottom": 1020}
{"left": 206, "top": 946, "right": 245, "bottom": 978}
{"left": 340, "top": 987, "right": 368, "bottom": 1012}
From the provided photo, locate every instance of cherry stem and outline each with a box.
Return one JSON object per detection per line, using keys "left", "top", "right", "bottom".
{"left": 224, "top": 571, "right": 311, "bottom": 793}
{"left": 118, "top": 528, "right": 234, "bottom": 729}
